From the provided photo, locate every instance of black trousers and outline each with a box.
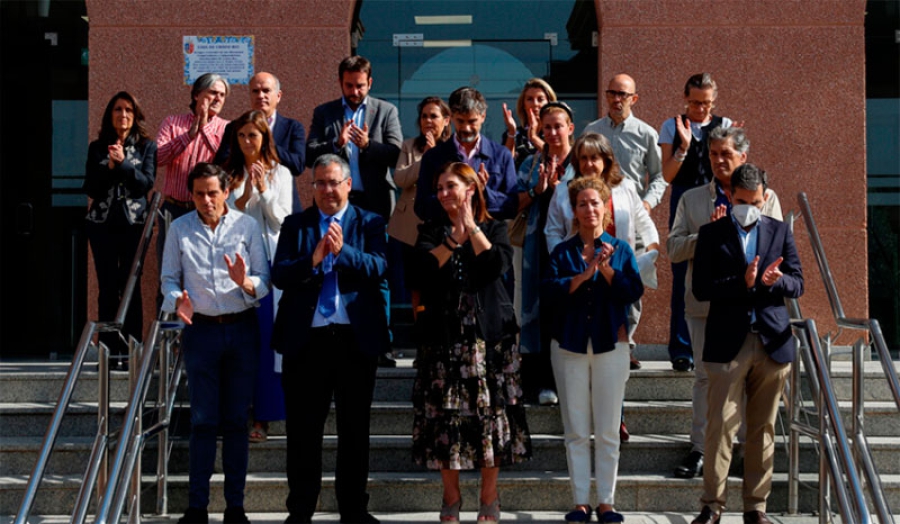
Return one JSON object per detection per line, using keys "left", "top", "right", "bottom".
{"left": 282, "top": 324, "right": 378, "bottom": 520}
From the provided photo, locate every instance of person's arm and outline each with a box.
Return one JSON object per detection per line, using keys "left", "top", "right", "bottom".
{"left": 237, "top": 220, "right": 271, "bottom": 302}
{"left": 333, "top": 212, "right": 389, "bottom": 280}
{"left": 83, "top": 141, "right": 114, "bottom": 199}
{"left": 544, "top": 183, "right": 569, "bottom": 254}
{"left": 642, "top": 133, "right": 666, "bottom": 209}
{"left": 414, "top": 148, "right": 441, "bottom": 221}
{"left": 692, "top": 223, "right": 748, "bottom": 302}
{"left": 257, "top": 165, "right": 293, "bottom": 233}
{"left": 666, "top": 194, "right": 697, "bottom": 263}
{"left": 605, "top": 243, "right": 645, "bottom": 305}
{"left": 467, "top": 221, "right": 510, "bottom": 290}
{"left": 159, "top": 220, "right": 185, "bottom": 314}
{"left": 274, "top": 119, "right": 306, "bottom": 176}
{"left": 122, "top": 139, "right": 157, "bottom": 195}
{"left": 196, "top": 116, "right": 227, "bottom": 154}
{"left": 660, "top": 117, "right": 690, "bottom": 183}
{"left": 760, "top": 226, "right": 804, "bottom": 299}
{"left": 156, "top": 115, "right": 192, "bottom": 167}
{"left": 393, "top": 140, "right": 421, "bottom": 190}
{"left": 630, "top": 189, "right": 659, "bottom": 251}
{"left": 271, "top": 214, "right": 320, "bottom": 290}
{"left": 359, "top": 103, "right": 402, "bottom": 169}
{"left": 482, "top": 150, "right": 519, "bottom": 220}
{"left": 305, "top": 105, "right": 337, "bottom": 168}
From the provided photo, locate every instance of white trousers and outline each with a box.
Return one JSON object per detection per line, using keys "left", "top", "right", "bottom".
{"left": 551, "top": 340, "right": 629, "bottom": 505}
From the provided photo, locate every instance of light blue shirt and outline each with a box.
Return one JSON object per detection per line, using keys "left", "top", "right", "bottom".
{"left": 312, "top": 204, "right": 351, "bottom": 326}
{"left": 733, "top": 214, "right": 759, "bottom": 323}
{"left": 160, "top": 208, "right": 270, "bottom": 316}
{"left": 340, "top": 97, "right": 367, "bottom": 192}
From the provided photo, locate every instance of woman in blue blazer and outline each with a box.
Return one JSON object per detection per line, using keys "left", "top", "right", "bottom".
{"left": 543, "top": 177, "right": 643, "bottom": 524}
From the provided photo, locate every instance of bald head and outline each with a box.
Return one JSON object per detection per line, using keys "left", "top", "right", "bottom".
{"left": 249, "top": 72, "right": 282, "bottom": 117}
{"left": 605, "top": 73, "right": 638, "bottom": 125}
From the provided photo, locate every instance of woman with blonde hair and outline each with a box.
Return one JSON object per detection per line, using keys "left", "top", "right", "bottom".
{"left": 502, "top": 77, "right": 558, "bottom": 168}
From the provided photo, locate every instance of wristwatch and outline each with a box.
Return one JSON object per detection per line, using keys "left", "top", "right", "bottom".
{"left": 469, "top": 225, "right": 482, "bottom": 236}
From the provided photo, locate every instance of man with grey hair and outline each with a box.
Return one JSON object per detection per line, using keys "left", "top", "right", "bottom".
{"left": 215, "top": 71, "right": 307, "bottom": 211}
{"left": 272, "top": 154, "right": 388, "bottom": 524}
{"left": 415, "top": 86, "right": 518, "bottom": 221}
{"left": 667, "top": 126, "right": 782, "bottom": 480}
{"left": 156, "top": 72, "right": 231, "bottom": 308}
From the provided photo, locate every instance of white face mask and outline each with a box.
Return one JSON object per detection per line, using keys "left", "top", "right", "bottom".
{"left": 732, "top": 204, "right": 761, "bottom": 227}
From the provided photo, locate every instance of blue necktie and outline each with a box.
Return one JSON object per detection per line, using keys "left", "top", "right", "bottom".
{"left": 318, "top": 216, "right": 338, "bottom": 317}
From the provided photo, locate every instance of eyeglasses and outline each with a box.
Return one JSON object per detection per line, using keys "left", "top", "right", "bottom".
{"left": 312, "top": 177, "right": 348, "bottom": 191}
{"left": 687, "top": 100, "right": 714, "bottom": 108}
{"left": 605, "top": 90, "right": 634, "bottom": 99}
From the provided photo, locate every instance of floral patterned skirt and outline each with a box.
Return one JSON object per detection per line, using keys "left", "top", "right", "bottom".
{"left": 412, "top": 333, "right": 532, "bottom": 470}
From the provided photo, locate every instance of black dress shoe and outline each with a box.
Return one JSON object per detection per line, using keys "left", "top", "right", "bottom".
{"left": 743, "top": 511, "right": 773, "bottom": 524}
{"left": 223, "top": 507, "right": 250, "bottom": 524}
{"left": 691, "top": 505, "right": 720, "bottom": 524}
{"left": 377, "top": 353, "right": 397, "bottom": 368}
{"left": 674, "top": 450, "right": 704, "bottom": 478}
{"left": 672, "top": 356, "right": 694, "bottom": 372}
{"left": 177, "top": 507, "right": 209, "bottom": 524}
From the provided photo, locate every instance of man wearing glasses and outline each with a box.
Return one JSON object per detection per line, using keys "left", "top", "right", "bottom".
{"left": 582, "top": 74, "right": 664, "bottom": 370}
{"left": 658, "top": 73, "right": 736, "bottom": 375}
{"left": 271, "top": 154, "right": 388, "bottom": 524}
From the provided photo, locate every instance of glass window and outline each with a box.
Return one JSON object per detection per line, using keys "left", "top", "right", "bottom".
{"left": 353, "top": 0, "right": 598, "bottom": 141}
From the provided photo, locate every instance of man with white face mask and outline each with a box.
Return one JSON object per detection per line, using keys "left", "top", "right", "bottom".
{"left": 666, "top": 127, "right": 782, "bottom": 480}
{"left": 689, "top": 163, "right": 803, "bottom": 524}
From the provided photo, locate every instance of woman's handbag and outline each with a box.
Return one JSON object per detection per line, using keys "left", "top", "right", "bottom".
{"left": 508, "top": 212, "right": 528, "bottom": 247}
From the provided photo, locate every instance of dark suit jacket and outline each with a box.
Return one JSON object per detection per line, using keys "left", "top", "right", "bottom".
{"left": 414, "top": 136, "right": 519, "bottom": 222}
{"left": 271, "top": 204, "right": 389, "bottom": 358}
{"left": 214, "top": 114, "right": 306, "bottom": 177}
{"left": 306, "top": 97, "right": 402, "bottom": 219}
{"left": 693, "top": 215, "right": 804, "bottom": 364}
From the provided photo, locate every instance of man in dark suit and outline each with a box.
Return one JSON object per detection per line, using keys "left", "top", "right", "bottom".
{"left": 414, "top": 86, "right": 519, "bottom": 222}
{"left": 271, "top": 154, "right": 388, "bottom": 524}
{"left": 689, "top": 164, "right": 804, "bottom": 524}
{"left": 214, "top": 71, "right": 307, "bottom": 211}
{"left": 305, "top": 55, "right": 402, "bottom": 220}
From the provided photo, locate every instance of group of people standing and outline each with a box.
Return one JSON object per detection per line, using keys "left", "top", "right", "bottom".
{"left": 83, "top": 55, "right": 803, "bottom": 524}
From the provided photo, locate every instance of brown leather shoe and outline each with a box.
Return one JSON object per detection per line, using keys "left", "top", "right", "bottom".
{"left": 691, "top": 506, "right": 720, "bottom": 524}
{"left": 743, "top": 511, "right": 772, "bottom": 524}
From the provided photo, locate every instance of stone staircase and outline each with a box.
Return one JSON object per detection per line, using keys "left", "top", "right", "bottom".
{"left": 1, "top": 344, "right": 898, "bottom": 519}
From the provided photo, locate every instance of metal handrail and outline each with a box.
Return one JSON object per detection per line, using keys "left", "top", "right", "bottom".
{"left": 785, "top": 193, "right": 897, "bottom": 524}
{"left": 14, "top": 192, "right": 172, "bottom": 524}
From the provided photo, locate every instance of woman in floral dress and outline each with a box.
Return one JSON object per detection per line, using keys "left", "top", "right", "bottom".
{"left": 412, "top": 162, "right": 531, "bottom": 523}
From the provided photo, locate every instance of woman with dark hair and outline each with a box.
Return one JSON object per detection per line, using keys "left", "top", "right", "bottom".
{"left": 390, "top": 96, "right": 451, "bottom": 309}
{"left": 412, "top": 162, "right": 531, "bottom": 523}
{"left": 83, "top": 91, "right": 157, "bottom": 370}
{"left": 543, "top": 177, "right": 643, "bottom": 524}
{"left": 223, "top": 109, "right": 292, "bottom": 444}
{"left": 502, "top": 78, "right": 558, "bottom": 168}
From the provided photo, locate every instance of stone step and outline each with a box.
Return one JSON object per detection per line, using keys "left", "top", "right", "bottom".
{"left": 2, "top": 400, "right": 897, "bottom": 439}
{"left": 3, "top": 471, "right": 899, "bottom": 515}
{"left": 5, "top": 433, "right": 900, "bottom": 477}
{"left": 2, "top": 360, "right": 897, "bottom": 404}
{"left": 0, "top": 513, "right": 867, "bottom": 524}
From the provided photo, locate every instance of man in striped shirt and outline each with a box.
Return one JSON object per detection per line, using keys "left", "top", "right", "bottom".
{"left": 155, "top": 73, "right": 230, "bottom": 309}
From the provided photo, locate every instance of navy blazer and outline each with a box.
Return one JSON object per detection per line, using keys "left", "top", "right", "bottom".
{"left": 306, "top": 97, "right": 402, "bottom": 219}
{"left": 214, "top": 114, "right": 307, "bottom": 177}
{"left": 543, "top": 232, "right": 644, "bottom": 354}
{"left": 693, "top": 215, "right": 804, "bottom": 364}
{"left": 270, "top": 204, "right": 389, "bottom": 358}
{"left": 414, "top": 136, "right": 519, "bottom": 222}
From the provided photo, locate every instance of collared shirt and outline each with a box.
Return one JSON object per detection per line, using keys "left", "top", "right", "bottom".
{"left": 583, "top": 114, "right": 665, "bottom": 208}
{"left": 156, "top": 113, "right": 229, "bottom": 202}
{"left": 713, "top": 178, "right": 731, "bottom": 212}
{"left": 733, "top": 214, "right": 760, "bottom": 323}
{"left": 267, "top": 110, "right": 277, "bottom": 132}
{"left": 453, "top": 133, "right": 483, "bottom": 170}
{"left": 340, "top": 97, "right": 367, "bottom": 192}
{"left": 160, "top": 207, "right": 270, "bottom": 316}
{"left": 312, "top": 203, "right": 351, "bottom": 326}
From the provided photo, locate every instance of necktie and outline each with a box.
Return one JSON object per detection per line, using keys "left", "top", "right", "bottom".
{"left": 318, "top": 216, "right": 338, "bottom": 317}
